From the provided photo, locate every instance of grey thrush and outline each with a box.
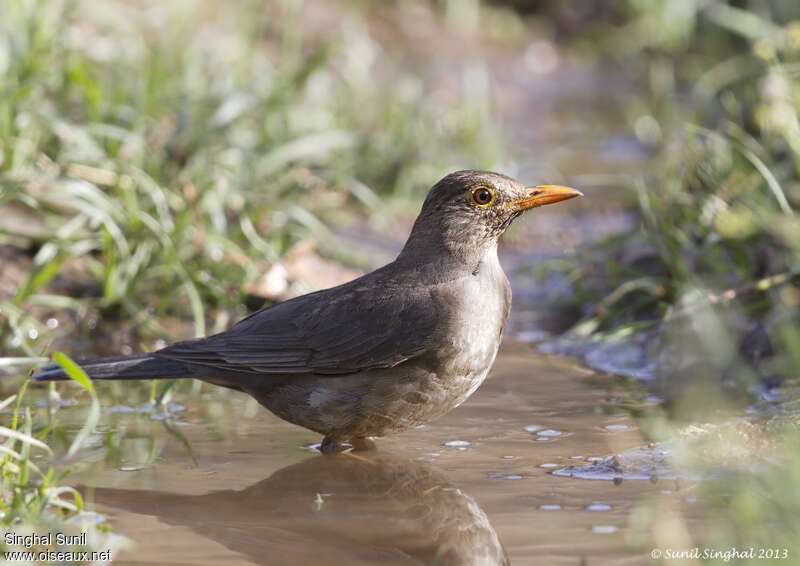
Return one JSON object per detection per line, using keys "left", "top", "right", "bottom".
{"left": 35, "top": 170, "right": 581, "bottom": 453}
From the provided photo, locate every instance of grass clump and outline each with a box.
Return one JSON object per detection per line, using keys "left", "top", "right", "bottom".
{"left": 548, "top": 1, "right": 800, "bottom": 395}
{"left": 0, "top": 0, "right": 503, "bottom": 359}
{"left": 552, "top": 1, "right": 800, "bottom": 559}
{"left": 0, "top": 0, "right": 508, "bottom": 548}
{"left": 0, "top": 355, "right": 125, "bottom": 561}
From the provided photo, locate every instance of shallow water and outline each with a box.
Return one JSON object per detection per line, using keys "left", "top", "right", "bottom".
{"left": 74, "top": 343, "right": 686, "bottom": 565}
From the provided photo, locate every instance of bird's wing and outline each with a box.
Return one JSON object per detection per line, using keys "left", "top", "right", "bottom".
{"left": 155, "top": 276, "right": 440, "bottom": 376}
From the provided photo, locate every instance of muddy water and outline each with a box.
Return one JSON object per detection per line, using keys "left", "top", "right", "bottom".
{"left": 75, "top": 343, "right": 680, "bottom": 565}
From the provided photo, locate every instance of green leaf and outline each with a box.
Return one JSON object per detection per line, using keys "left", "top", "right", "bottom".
{"left": 51, "top": 352, "right": 101, "bottom": 459}
{"left": 0, "top": 426, "right": 52, "bottom": 454}
{"left": 52, "top": 351, "right": 95, "bottom": 395}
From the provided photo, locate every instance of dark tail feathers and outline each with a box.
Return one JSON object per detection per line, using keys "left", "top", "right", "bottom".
{"left": 33, "top": 354, "right": 190, "bottom": 382}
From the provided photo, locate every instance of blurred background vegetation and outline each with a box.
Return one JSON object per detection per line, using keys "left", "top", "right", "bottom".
{"left": 3, "top": 0, "right": 800, "bottom": 562}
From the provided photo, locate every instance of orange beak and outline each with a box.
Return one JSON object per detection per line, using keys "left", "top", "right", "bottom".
{"left": 510, "top": 185, "right": 583, "bottom": 212}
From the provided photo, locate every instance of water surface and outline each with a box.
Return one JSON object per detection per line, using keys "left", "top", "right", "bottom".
{"left": 80, "top": 343, "right": 681, "bottom": 565}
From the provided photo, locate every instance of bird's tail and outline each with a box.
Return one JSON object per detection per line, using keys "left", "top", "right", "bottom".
{"left": 33, "top": 354, "right": 191, "bottom": 382}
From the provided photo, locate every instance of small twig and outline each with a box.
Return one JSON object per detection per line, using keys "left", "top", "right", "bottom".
{"left": 666, "top": 271, "right": 800, "bottom": 321}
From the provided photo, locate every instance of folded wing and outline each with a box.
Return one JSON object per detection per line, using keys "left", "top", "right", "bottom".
{"left": 155, "top": 277, "right": 439, "bottom": 376}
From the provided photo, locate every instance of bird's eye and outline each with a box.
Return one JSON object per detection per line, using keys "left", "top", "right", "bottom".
{"left": 469, "top": 186, "right": 496, "bottom": 208}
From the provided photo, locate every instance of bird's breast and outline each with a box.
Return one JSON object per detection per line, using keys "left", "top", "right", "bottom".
{"left": 431, "top": 255, "right": 511, "bottom": 403}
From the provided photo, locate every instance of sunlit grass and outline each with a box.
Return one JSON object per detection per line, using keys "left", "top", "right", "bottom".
{"left": 0, "top": 354, "right": 126, "bottom": 558}
{"left": 0, "top": 0, "right": 503, "bottom": 361}
{"left": 551, "top": 1, "right": 800, "bottom": 559}
{"left": 549, "top": 1, "right": 800, "bottom": 392}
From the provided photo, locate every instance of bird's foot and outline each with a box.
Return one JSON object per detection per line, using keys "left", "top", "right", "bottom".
{"left": 319, "top": 436, "right": 348, "bottom": 455}
{"left": 350, "top": 437, "right": 377, "bottom": 452}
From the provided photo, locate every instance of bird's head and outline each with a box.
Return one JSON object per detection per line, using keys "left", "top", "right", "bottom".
{"left": 401, "top": 170, "right": 582, "bottom": 264}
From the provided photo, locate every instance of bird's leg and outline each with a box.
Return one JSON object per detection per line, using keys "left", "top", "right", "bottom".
{"left": 319, "top": 435, "right": 348, "bottom": 455}
{"left": 350, "top": 437, "right": 377, "bottom": 452}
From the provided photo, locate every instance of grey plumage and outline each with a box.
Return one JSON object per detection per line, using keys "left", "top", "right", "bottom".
{"left": 34, "top": 354, "right": 190, "bottom": 381}
{"left": 34, "top": 170, "right": 581, "bottom": 452}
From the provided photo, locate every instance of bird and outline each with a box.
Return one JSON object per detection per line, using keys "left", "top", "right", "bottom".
{"left": 34, "top": 170, "right": 581, "bottom": 453}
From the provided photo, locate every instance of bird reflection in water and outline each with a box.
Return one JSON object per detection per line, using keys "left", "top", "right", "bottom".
{"left": 93, "top": 453, "right": 509, "bottom": 566}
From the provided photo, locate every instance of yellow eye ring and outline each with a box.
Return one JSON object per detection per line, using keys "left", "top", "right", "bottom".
{"left": 469, "top": 186, "right": 496, "bottom": 208}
